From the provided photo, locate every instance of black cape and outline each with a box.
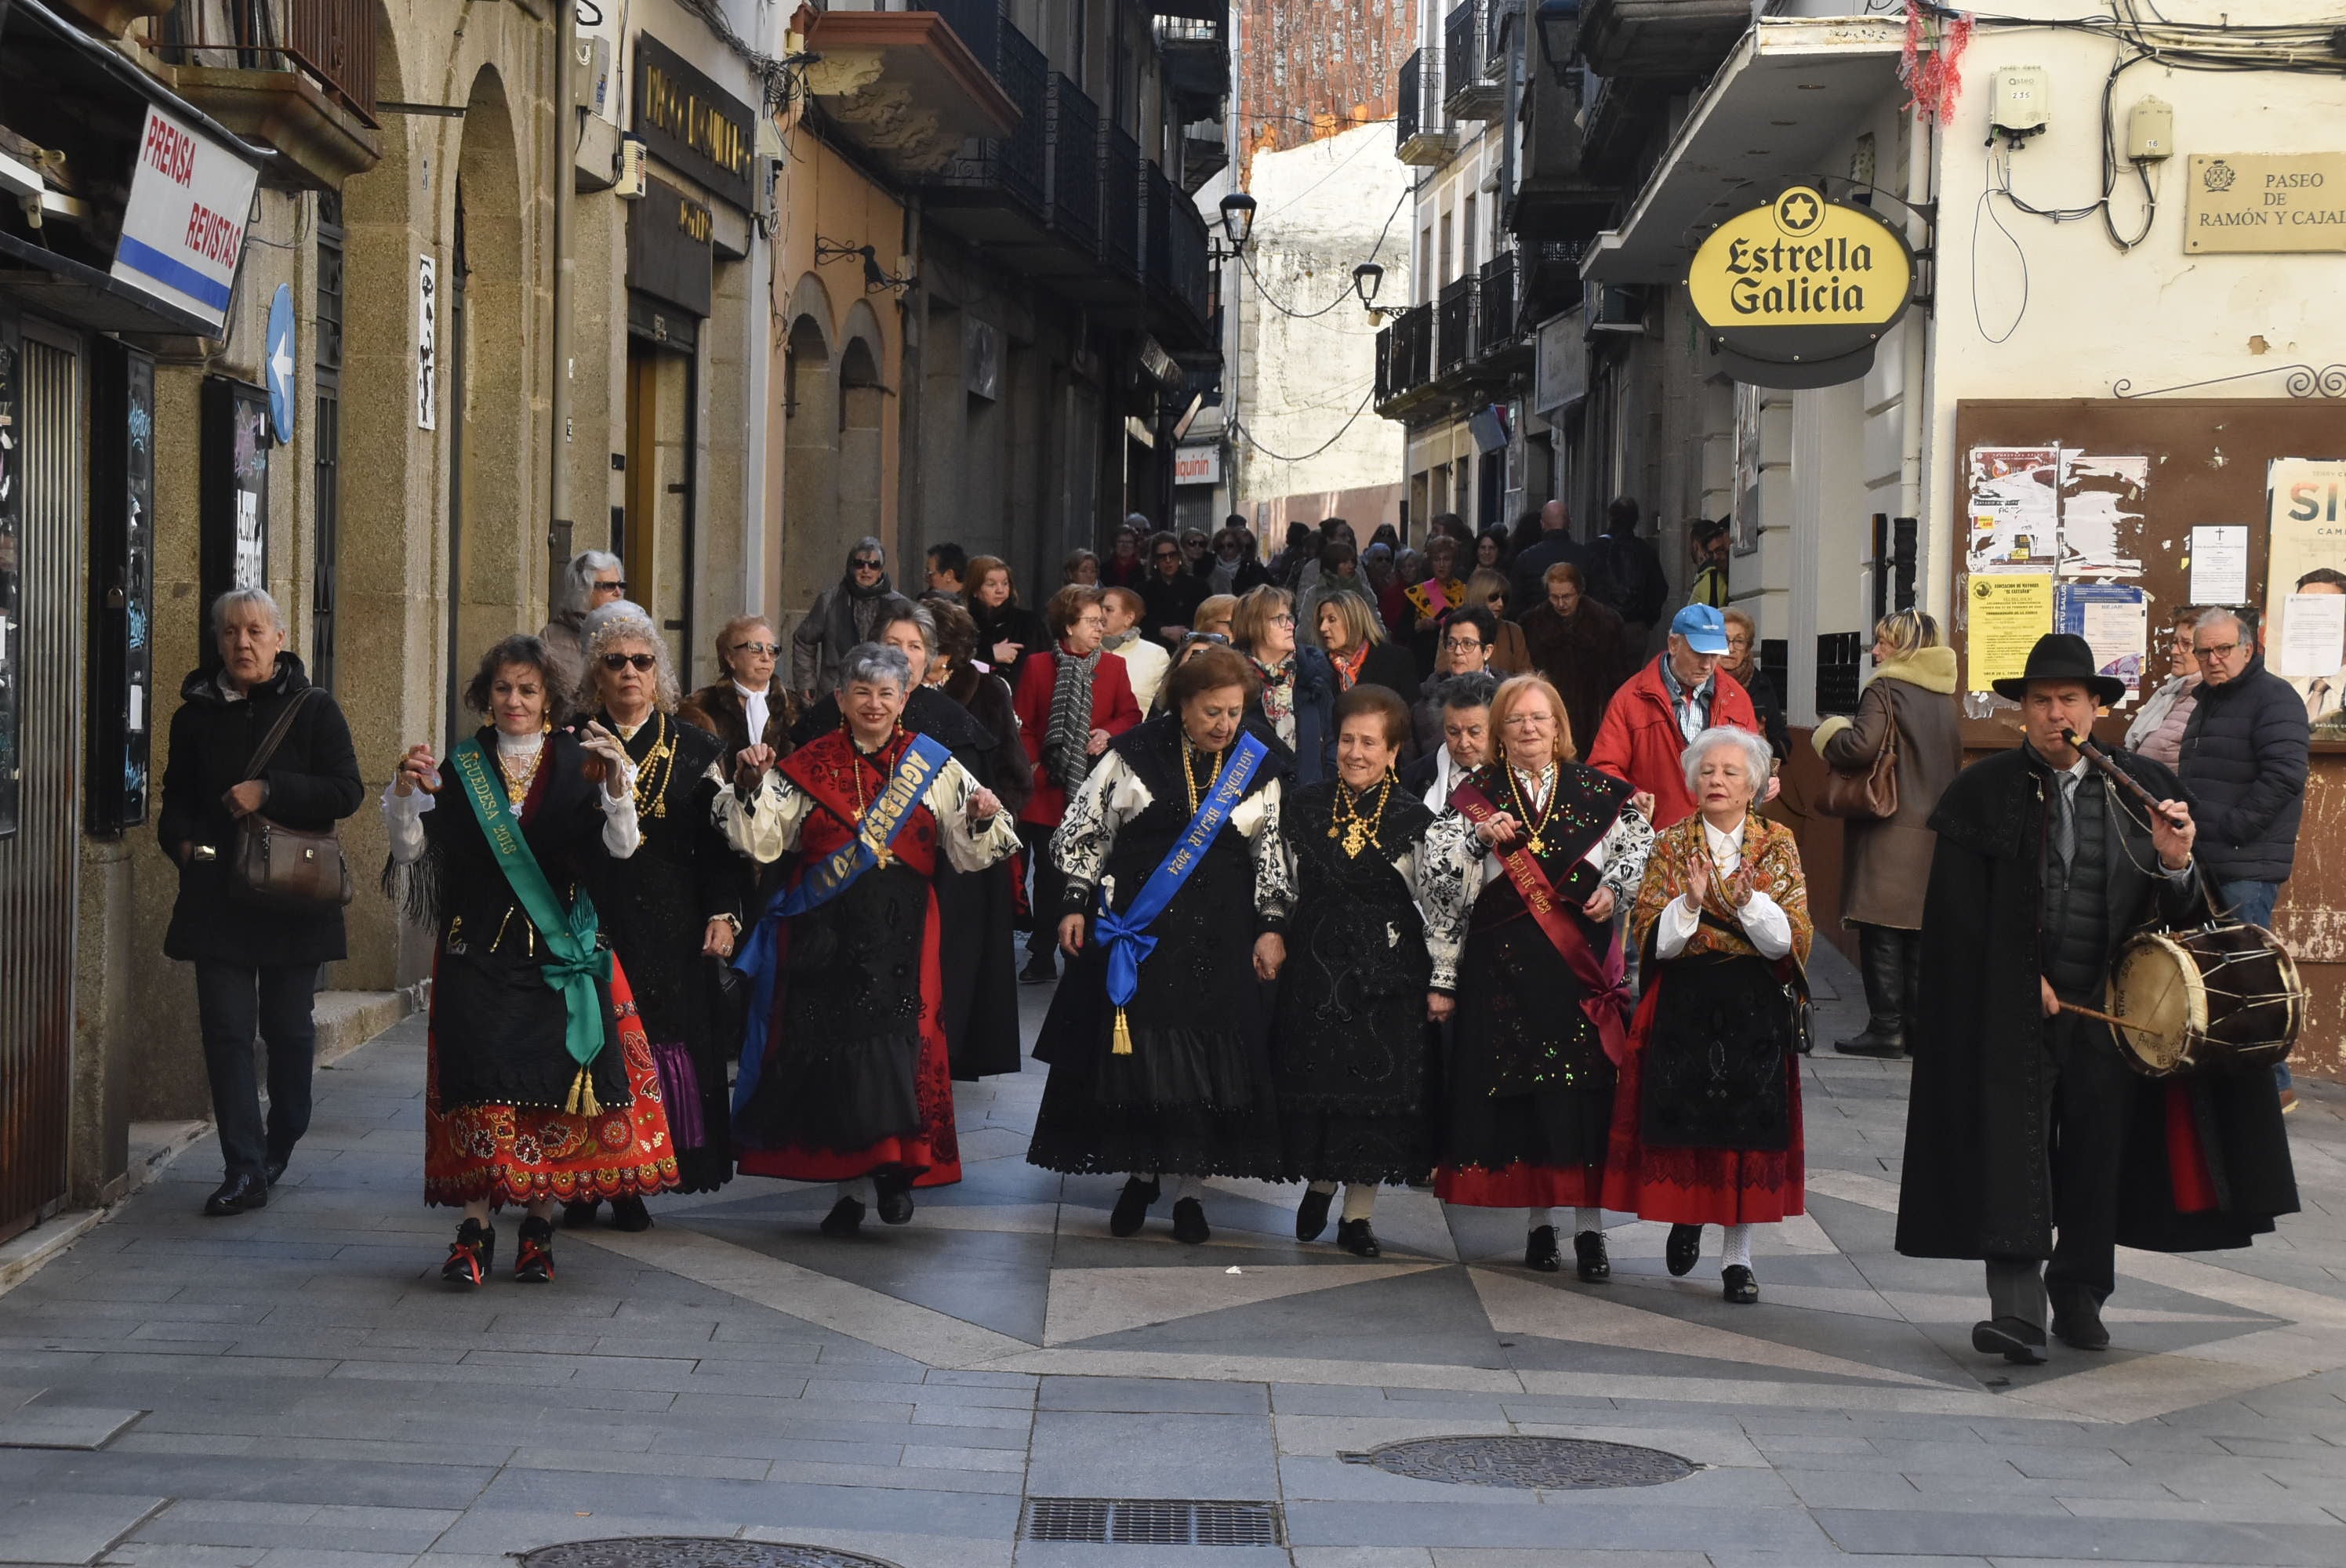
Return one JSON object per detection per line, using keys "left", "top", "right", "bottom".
{"left": 1896, "top": 745, "right": 2297, "bottom": 1261}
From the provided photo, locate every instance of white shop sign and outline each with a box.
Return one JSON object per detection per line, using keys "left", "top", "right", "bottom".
{"left": 1174, "top": 442, "right": 1222, "bottom": 487}
{"left": 110, "top": 105, "right": 259, "bottom": 335}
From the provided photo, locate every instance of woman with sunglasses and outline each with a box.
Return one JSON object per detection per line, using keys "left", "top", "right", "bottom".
{"left": 565, "top": 604, "right": 742, "bottom": 1223}
{"left": 1464, "top": 569, "right": 1532, "bottom": 676}
{"left": 791, "top": 538, "right": 895, "bottom": 704}
{"left": 682, "top": 615, "right": 798, "bottom": 771}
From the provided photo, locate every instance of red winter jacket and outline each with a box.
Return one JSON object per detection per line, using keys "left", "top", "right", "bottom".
{"left": 1014, "top": 645, "right": 1143, "bottom": 826}
{"left": 1583, "top": 655, "right": 1760, "bottom": 829}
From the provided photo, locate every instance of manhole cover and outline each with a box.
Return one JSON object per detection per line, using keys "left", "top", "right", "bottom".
{"left": 1342, "top": 1435, "right": 1698, "bottom": 1490}
{"left": 518, "top": 1542, "right": 902, "bottom": 1568}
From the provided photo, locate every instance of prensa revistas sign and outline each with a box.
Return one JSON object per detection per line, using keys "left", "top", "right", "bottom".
{"left": 1685, "top": 186, "right": 1916, "bottom": 389}
{"left": 111, "top": 104, "right": 261, "bottom": 336}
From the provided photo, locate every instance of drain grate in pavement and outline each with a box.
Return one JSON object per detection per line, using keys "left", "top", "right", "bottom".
{"left": 1021, "top": 1497, "right": 1284, "bottom": 1546}
{"left": 517, "top": 1541, "right": 902, "bottom": 1568}
{"left": 1341, "top": 1435, "right": 1699, "bottom": 1490}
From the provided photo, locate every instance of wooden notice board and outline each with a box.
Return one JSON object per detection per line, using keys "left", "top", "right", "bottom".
{"left": 1947, "top": 397, "right": 2346, "bottom": 1079}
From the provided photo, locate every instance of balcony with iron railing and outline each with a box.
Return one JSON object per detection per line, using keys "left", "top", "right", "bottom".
{"left": 1379, "top": 303, "right": 1435, "bottom": 407}
{"left": 1375, "top": 325, "right": 1393, "bottom": 404}
{"left": 1045, "top": 74, "right": 1101, "bottom": 257}
{"left": 1395, "top": 50, "right": 1458, "bottom": 166}
{"left": 1179, "top": 115, "right": 1229, "bottom": 194}
{"left": 1099, "top": 124, "right": 1143, "bottom": 281}
{"left": 1144, "top": 159, "right": 1212, "bottom": 347}
{"left": 1444, "top": 0, "right": 1504, "bottom": 122}
{"left": 925, "top": 0, "right": 1051, "bottom": 228}
{"left": 1436, "top": 275, "right": 1476, "bottom": 375}
{"left": 1476, "top": 249, "right": 1531, "bottom": 363}
{"left": 145, "top": 0, "right": 380, "bottom": 190}
{"left": 1153, "top": 12, "right": 1230, "bottom": 118}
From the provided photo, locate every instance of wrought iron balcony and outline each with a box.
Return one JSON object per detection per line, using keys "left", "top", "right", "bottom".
{"left": 924, "top": 2, "right": 1051, "bottom": 239}
{"left": 1444, "top": 0, "right": 1504, "bottom": 122}
{"left": 1395, "top": 50, "right": 1458, "bottom": 166}
{"left": 1144, "top": 159, "right": 1212, "bottom": 347}
{"left": 147, "top": 0, "right": 380, "bottom": 190}
{"left": 1100, "top": 124, "right": 1143, "bottom": 281}
{"left": 1046, "top": 74, "right": 1101, "bottom": 255}
{"left": 1375, "top": 325, "right": 1393, "bottom": 404}
{"left": 1380, "top": 303, "right": 1435, "bottom": 406}
{"left": 1476, "top": 250, "right": 1531, "bottom": 362}
{"left": 1521, "top": 238, "right": 1589, "bottom": 321}
{"left": 1436, "top": 275, "right": 1476, "bottom": 375}
{"left": 1180, "top": 117, "right": 1229, "bottom": 194}
{"left": 1153, "top": 13, "right": 1230, "bottom": 120}
{"left": 1578, "top": 0, "right": 1752, "bottom": 82}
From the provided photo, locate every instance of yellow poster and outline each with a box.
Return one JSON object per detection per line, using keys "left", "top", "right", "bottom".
{"left": 1967, "top": 573, "right": 2055, "bottom": 694}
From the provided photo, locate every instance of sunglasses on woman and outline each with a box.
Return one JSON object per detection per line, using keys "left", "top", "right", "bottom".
{"left": 601, "top": 652, "right": 658, "bottom": 672}
{"left": 730, "top": 641, "right": 779, "bottom": 655}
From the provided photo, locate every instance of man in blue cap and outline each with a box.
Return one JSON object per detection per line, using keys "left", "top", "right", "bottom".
{"left": 1585, "top": 602, "right": 1762, "bottom": 828}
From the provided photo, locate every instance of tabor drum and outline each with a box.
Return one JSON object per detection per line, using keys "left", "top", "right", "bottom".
{"left": 2105, "top": 924, "right": 2304, "bottom": 1079}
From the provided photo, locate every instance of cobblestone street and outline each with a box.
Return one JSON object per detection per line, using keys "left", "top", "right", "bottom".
{"left": 2, "top": 956, "right": 2342, "bottom": 1568}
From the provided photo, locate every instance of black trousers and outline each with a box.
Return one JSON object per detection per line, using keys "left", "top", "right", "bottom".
{"left": 1986, "top": 1013, "right": 2130, "bottom": 1327}
{"left": 194, "top": 961, "right": 321, "bottom": 1179}
{"left": 1021, "top": 822, "right": 1066, "bottom": 960}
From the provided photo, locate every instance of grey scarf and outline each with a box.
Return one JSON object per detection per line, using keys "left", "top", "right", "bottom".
{"left": 1046, "top": 645, "right": 1102, "bottom": 793}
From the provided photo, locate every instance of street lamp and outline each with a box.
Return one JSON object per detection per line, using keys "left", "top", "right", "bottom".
{"left": 1352, "top": 261, "right": 1401, "bottom": 321}
{"left": 1534, "top": 0, "right": 1582, "bottom": 85}
{"left": 1210, "top": 191, "right": 1256, "bottom": 262}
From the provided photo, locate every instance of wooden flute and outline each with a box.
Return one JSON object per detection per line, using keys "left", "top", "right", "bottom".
{"left": 2061, "top": 729, "right": 2190, "bottom": 830}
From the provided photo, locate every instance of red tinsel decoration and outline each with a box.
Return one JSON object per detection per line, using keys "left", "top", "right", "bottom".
{"left": 1901, "top": 8, "right": 1976, "bottom": 126}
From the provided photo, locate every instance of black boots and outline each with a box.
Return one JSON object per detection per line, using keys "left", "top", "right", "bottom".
{"left": 514, "top": 1216, "right": 556, "bottom": 1283}
{"left": 1110, "top": 1177, "right": 1160, "bottom": 1236}
{"left": 1295, "top": 1188, "right": 1334, "bottom": 1241}
{"left": 443, "top": 1219, "right": 496, "bottom": 1286}
{"left": 1836, "top": 924, "right": 1912, "bottom": 1058}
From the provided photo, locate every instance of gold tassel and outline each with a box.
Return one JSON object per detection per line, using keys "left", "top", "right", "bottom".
{"left": 1111, "top": 1006, "right": 1133, "bottom": 1056}
{"left": 564, "top": 1066, "right": 601, "bottom": 1118}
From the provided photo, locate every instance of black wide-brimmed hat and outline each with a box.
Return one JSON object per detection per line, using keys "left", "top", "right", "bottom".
{"left": 1992, "top": 632, "right": 2127, "bottom": 706}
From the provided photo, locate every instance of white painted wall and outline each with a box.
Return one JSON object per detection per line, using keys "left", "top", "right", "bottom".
{"left": 1230, "top": 121, "right": 1412, "bottom": 518}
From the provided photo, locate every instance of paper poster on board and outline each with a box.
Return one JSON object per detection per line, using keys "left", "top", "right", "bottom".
{"left": 2188, "top": 524, "right": 2251, "bottom": 604}
{"left": 2055, "top": 583, "right": 2149, "bottom": 703}
{"left": 2264, "top": 459, "right": 2346, "bottom": 736}
{"left": 2057, "top": 452, "right": 2148, "bottom": 576}
{"left": 1966, "top": 448, "right": 2061, "bottom": 572}
{"left": 1966, "top": 573, "right": 2056, "bottom": 692}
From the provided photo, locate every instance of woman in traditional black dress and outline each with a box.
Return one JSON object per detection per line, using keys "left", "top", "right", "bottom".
{"left": 1276, "top": 685, "right": 1465, "bottom": 1257}
{"left": 1422, "top": 674, "right": 1654, "bottom": 1279}
{"left": 561, "top": 602, "right": 740, "bottom": 1228}
{"left": 721, "top": 644, "right": 1018, "bottom": 1234}
{"left": 386, "top": 635, "right": 677, "bottom": 1287}
{"left": 1028, "top": 644, "right": 1295, "bottom": 1244}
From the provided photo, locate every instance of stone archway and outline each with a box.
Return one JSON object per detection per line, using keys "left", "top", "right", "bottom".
{"left": 779, "top": 276, "right": 839, "bottom": 645}
{"left": 837, "top": 299, "right": 888, "bottom": 560}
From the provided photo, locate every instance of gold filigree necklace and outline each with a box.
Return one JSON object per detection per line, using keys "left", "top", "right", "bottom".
{"left": 497, "top": 739, "right": 543, "bottom": 807}
{"left": 1327, "top": 773, "right": 1393, "bottom": 858}
{"left": 624, "top": 711, "right": 675, "bottom": 818}
{"left": 1505, "top": 761, "right": 1556, "bottom": 855}
{"left": 846, "top": 720, "right": 905, "bottom": 867}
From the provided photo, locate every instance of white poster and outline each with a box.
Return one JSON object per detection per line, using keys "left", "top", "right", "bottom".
{"left": 2264, "top": 458, "right": 2346, "bottom": 735}
{"left": 2277, "top": 592, "right": 2346, "bottom": 679}
{"left": 2188, "top": 524, "right": 2250, "bottom": 604}
{"left": 2057, "top": 452, "right": 2148, "bottom": 576}
{"left": 416, "top": 255, "right": 438, "bottom": 432}
{"left": 109, "top": 106, "right": 261, "bottom": 335}
{"left": 1966, "top": 447, "right": 2061, "bottom": 572}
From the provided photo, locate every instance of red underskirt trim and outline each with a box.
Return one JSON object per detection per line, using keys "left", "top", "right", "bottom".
{"left": 1435, "top": 1163, "right": 1603, "bottom": 1207}
{"left": 739, "top": 1140, "right": 962, "bottom": 1188}
{"left": 2166, "top": 1081, "right": 2218, "bottom": 1214}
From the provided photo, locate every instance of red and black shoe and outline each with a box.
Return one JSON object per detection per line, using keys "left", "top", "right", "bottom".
{"left": 514, "top": 1216, "right": 557, "bottom": 1283}
{"left": 441, "top": 1219, "right": 496, "bottom": 1287}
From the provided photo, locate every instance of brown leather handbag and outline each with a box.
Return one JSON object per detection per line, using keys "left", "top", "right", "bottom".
{"left": 1814, "top": 713, "right": 1899, "bottom": 822}
{"left": 228, "top": 688, "right": 356, "bottom": 909}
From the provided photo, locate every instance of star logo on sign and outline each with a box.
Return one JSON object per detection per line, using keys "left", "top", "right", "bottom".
{"left": 1777, "top": 191, "right": 1822, "bottom": 234}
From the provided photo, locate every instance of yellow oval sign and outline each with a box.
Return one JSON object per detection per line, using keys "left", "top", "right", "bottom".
{"left": 1687, "top": 187, "right": 1914, "bottom": 329}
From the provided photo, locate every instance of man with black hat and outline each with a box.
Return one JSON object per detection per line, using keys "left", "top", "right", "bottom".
{"left": 1896, "top": 633, "right": 2294, "bottom": 1366}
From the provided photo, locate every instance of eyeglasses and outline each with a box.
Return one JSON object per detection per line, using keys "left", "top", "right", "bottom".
{"left": 1153, "top": 550, "right": 1181, "bottom": 562}
{"left": 730, "top": 641, "right": 779, "bottom": 656}
{"left": 594, "top": 579, "right": 628, "bottom": 594}
{"left": 2195, "top": 641, "right": 2243, "bottom": 659}
{"left": 1269, "top": 612, "right": 1296, "bottom": 626}
{"left": 851, "top": 558, "right": 884, "bottom": 572}
{"left": 601, "top": 652, "right": 658, "bottom": 672}
{"left": 1442, "top": 637, "right": 1487, "bottom": 653}
{"left": 1182, "top": 632, "right": 1231, "bottom": 646}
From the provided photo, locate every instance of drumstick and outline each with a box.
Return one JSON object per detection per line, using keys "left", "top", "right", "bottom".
{"left": 2062, "top": 730, "right": 2190, "bottom": 831}
{"left": 2057, "top": 1000, "right": 2159, "bottom": 1037}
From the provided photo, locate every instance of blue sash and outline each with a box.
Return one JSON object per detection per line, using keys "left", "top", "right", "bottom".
{"left": 732, "top": 733, "right": 952, "bottom": 1116}
{"left": 1095, "top": 733, "right": 1270, "bottom": 1050}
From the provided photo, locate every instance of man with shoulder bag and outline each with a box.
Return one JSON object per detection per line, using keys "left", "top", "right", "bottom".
{"left": 159, "top": 589, "right": 364, "bottom": 1216}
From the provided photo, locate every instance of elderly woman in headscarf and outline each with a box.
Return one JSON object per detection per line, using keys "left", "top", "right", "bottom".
{"left": 561, "top": 603, "right": 740, "bottom": 1225}
{"left": 790, "top": 537, "right": 894, "bottom": 703}
{"left": 722, "top": 644, "right": 1019, "bottom": 1234}
{"left": 539, "top": 550, "right": 626, "bottom": 701}
{"left": 1603, "top": 725, "right": 1812, "bottom": 1304}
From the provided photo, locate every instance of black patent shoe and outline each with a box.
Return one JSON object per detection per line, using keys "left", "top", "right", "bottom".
{"left": 202, "top": 1174, "right": 268, "bottom": 1217}
{"left": 1295, "top": 1188, "right": 1334, "bottom": 1241}
{"left": 1666, "top": 1223, "right": 1703, "bottom": 1277}
{"left": 2051, "top": 1296, "right": 2110, "bottom": 1351}
{"left": 608, "top": 1196, "right": 652, "bottom": 1232}
{"left": 1722, "top": 1265, "right": 1760, "bottom": 1305}
{"left": 1574, "top": 1229, "right": 1612, "bottom": 1283}
{"left": 441, "top": 1219, "right": 496, "bottom": 1287}
{"left": 1336, "top": 1218, "right": 1381, "bottom": 1258}
{"left": 1171, "top": 1197, "right": 1210, "bottom": 1245}
{"left": 1109, "top": 1176, "right": 1160, "bottom": 1237}
{"left": 513, "top": 1217, "right": 556, "bottom": 1283}
{"left": 1524, "top": 1225, "right": 1562, "bottom": 1272}
{"left": 262, "top": 1156, "right": 289, "bottom": 1189}
{"left": 873, "top": 1174, "right": 915, "bottom": 1226}
{"left": 819, "top": 1196, "right": 866, "bottom": 1236}
{"left": 1971, "top": 1316, "right": 2048, "bottom": 1365}
{"left": 561, "top": 1200, "right": 601, "bottom": 1229}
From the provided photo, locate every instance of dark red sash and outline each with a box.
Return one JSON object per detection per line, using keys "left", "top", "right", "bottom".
{"left": 1451, "top": 779, "right": 1631, "bottom": 1065}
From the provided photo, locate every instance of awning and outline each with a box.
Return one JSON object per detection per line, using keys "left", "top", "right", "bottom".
{"left": 0, "top": 231, "right": 223, "bottom": 337}
{"left": 1579, "top": 15, "right": 1906, "bottom": 286}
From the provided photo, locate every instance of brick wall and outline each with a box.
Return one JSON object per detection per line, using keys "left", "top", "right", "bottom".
{"left": 1235, "top": 0, "right": 1418, "bottom": 175}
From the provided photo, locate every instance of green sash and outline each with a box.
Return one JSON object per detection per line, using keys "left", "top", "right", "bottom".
{"left": 451, "top": 736, "right": 614, "bottom": 1115}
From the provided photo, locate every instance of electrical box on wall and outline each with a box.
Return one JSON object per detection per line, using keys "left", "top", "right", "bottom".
{"left": 2128, "top": 96, "right": 2175, "bottom": 162}
{"left": 572, "top": 37, "right": 612, "bottom": 116}
{"left": 1990, "top": 66, "right": 2051, "bottom": 143}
